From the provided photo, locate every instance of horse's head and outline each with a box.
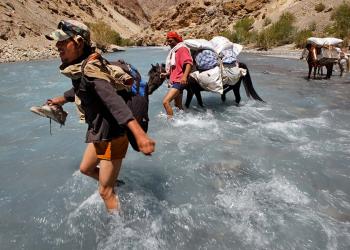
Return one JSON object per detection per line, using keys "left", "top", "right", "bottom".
{"left": 306, "top": 44, "right": 318, "bottom": 63}
{"left": 147, "top": 63, "right": 167, "bottom": 95}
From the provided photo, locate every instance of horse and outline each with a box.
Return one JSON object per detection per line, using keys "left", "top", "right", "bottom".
{"left": 147, "top": 62, "right": 264, "bottom": 108}
{"left": 147, "top": 63, "right": 168, "bottom": 94}
{"left": 305, "top": 44, "right": 333, "bottom": 79}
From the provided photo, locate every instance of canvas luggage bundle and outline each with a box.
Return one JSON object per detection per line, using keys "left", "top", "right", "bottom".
{"left": 306, "top": 37, "right": 343, "bottom": 47}
{"left": 185, "top": 36, "right": 245, "bottom": 93}
{"left": 191, "top": 66, "right": 223, "bottom": 94}
{"left": 194, "top": 49, "right": 218, "bottom": 71}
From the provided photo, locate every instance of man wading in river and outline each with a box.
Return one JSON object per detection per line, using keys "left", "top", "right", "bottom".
{"left": 162, "top": 31, "right": 193, "bottom": 118}
{"left": 44, "top": 20, "right": 155, "bottom": 213}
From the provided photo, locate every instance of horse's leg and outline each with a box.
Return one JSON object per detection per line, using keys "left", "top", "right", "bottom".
{"left": 313, "top": 64, "right": 317, "bottom": 79}
{"left": 185, "top": 86, "right": 194, "bottom": 109}
{"left": 221, "top": 85, "right": 233, "bottom": 102}
{"left": 233, "top": 81, "right": 241, "bottom": 106}
{"left": 221, "top": 93, "right": 226, "bottom": 102}
{"left": 308, "top": 63, "right": 312, "bottom": 79}
{"left": 192, "top": 78, "right": 204, "bottom": 107}
{"left": 194, "top": 88, "right": 204, "bottom": 107}
{"left": 186, "top": 77, "right": 203, "bottom": 108}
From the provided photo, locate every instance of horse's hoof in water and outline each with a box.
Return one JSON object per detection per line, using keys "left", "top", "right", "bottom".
{"left": 235, "top": 102, "right": 240, "bottom": 107}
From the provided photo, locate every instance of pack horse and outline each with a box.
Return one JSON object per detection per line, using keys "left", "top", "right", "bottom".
{"left": 148, "top": 36, "right": 264, "bottom": 107}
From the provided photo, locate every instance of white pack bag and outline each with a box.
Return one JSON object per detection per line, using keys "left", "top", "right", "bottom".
{"left": 183, "top": 39, "right": 215, "bottom": 51}
{"left": 191, "top": 66, "right": 223, "bottom": 94}
{"left": 210, "top": 36, "right": 235, "bottom": 54}
{"left": 321, "top": 47, "right": 340, "bottom": 59}
{"left": 306, "top": 37, "right": 343, "bottom": 46}
{"left": 222, "top": 65, "right": 247, "bottom": 86}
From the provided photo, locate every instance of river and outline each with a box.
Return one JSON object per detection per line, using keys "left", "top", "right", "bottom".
{"left": 0, "top": 47, "right": 349, "bottom": 250}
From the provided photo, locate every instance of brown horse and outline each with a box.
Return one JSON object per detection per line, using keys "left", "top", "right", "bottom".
{"left": 305, "top": 44, "right": 333, "bottom": 79}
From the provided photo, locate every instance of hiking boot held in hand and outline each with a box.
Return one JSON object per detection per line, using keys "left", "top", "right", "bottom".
{"left": 30, "top": 104, "right": 68, "bottom": 125}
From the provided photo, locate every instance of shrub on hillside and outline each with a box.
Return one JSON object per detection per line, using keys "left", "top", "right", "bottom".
{"left": 263, "top": 17, "right": 272, "bottom": 27}
{"left": 220, "top": 30, "right": 235, "bottom": 42}
{"left": 86, "top": 21, "right": 135, "bottom": 49}
{"left": 120, "top": 38, "right": 135, "bottom": 46}
{"left": 315, "top": 3, "right": 326, "bottom": 13}
{"left": 293, "top": 22, "right": 317, "bottom": 48}
{"left": 256, "top": 29, "right": 274, "bottom": 50}
{"left": 221, "top": 17, "right": 255, "bottom": 44}
{"left": 327, "top": 2, "right": 350, "bottom": 39}
{"left": 309, "top": 22, "right": 317, "bottom": 32}
{"left": 256, "top": 12, "right": 296, "bottom": 49}
{"left": 233, "top": 17, "right": 254, "bottom": 43}
{"left": 294, "top": 29, "right": 313, "bottom": 48}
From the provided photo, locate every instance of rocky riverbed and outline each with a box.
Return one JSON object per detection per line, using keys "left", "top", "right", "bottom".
{"left": 0, "top": 37, "right": 58, "bottom": 63}
{"left": 0, "top": 38, "right": 129, "bottom": 63}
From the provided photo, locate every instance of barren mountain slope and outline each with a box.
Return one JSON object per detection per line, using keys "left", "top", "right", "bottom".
{"left": 111, "top": 0, "right": 150, "bottom": 24}
{"left": 137, "top": 0, "right": 182, "bottom": 16}
{"left": 0, "top": 0, "right": 147, "bottom": 41}
{"left": 0, "top": 0, "right": 150, "bottom": 62}
{"left": 138, "top": 0, "right": 347, "bottom": 45}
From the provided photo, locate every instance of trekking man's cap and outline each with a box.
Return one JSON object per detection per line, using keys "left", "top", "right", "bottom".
{"left": 45, "top": 20, "right": 90, "bottom": 43}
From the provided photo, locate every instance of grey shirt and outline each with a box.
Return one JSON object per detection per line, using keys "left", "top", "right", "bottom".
{"left": 64, "top": 77, "right": 134, "bottom": 143}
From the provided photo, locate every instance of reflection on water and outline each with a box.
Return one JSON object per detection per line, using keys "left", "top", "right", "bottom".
{"left": 0, "top": 48, "right": 350, "bottom": 249}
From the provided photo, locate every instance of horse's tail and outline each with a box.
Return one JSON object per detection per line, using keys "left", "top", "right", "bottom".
{"left": 239, "top": 62, "right": 264, "bottom": 102}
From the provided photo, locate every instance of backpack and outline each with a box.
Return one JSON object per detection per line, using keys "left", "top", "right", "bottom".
{"left": 81, "top": 54, "right": 149, "bottom": 152}
{"left": 113, "top": 60, "right": 149, "bottom": 152}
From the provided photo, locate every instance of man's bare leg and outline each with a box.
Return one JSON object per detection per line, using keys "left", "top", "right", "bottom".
{"left": 174, "top": 92, "right": 183, "bottom": 110}
{"left": 80, "top": 143, "right": 99, "bottom": 181}
{"left": 99, "top": 159, "right": 123, "bottom": 212}
{"left": 162, "top": 88, "right": 181, "bottom": 117}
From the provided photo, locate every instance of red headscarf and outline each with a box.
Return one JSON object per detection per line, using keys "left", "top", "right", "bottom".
{"left": 166, "top": 31, "right": 183, "bottom": 42}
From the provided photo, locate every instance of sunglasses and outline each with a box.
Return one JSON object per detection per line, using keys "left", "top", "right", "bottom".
{"left": 58, "top": 21, "right": 89, "bottom": 41}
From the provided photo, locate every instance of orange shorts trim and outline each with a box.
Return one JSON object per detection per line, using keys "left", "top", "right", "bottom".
{"left": 94, "top": 135, "right": 129, "bottom": 160}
